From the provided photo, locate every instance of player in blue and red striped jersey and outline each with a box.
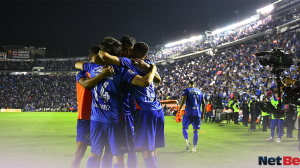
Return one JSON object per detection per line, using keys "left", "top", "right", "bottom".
{"left": 75, "top": 37, "right": 158, "bottom": 168}
{"left": 71, "top": 45, "right": 114, "bottom": 168}
{"left": 178, "top": 81, "right": 205, "bottom": 153}
{"left": 99, "top": 42, "right": 164, "bottom": 168}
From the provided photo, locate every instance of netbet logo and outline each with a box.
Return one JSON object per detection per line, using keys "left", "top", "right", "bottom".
{"left": 259, "top": 156, "right": 300, "bottom": 165}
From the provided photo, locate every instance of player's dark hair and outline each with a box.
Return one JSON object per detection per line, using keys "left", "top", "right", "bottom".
{"left": 133, "top": 42, "right": 149, "bottom": 59}
{"left": 188, "top": 81, "right": 194, "bottom": 86}
{"left": 100, "top": 37, "right": 122, "bottom": 56}
{"left": 89, "top": 45, "right": 101, "bottom": 56}
{"left": 120, "top": 35, "right": 136, "bottom": 47}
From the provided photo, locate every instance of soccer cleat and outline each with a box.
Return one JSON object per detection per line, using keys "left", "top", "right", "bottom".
{"left": 275, "top": 138, "right": 281, "bottom": 143}
{"left": 266, "top": 137, "right": 274, "bottom": 141}
{"left": 192, "top": 146, "right": 196, "bottom": 153}
{"left": 185, "top": 142, "right": 191, "bottom": 150}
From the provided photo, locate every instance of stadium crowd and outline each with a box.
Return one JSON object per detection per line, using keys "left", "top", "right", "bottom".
{"left": 0, "top": 73, "right": 77, "bottom": 111}
{"left": 0, "top": 60, "right": 33, "bottom": 70}
{"left": 34, "top": 59, "right": 88, "bottom": 71}
{"left": 155, "top": 29, "right": 300, "bottom": 106}
{"left": 149, "top": 9, "right": 300, "bottom": 62}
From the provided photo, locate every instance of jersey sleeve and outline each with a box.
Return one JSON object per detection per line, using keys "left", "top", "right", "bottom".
{"left": 182, "top": 89, "right": 188, "bottom": 96}
{"left": 76, "top": 70, "right": 87, "bottom": 82}
{"left": 119, "top": 57, "right": 134, "bottom": 69}
{"left": 121, "top": 67, "right": 138, "bottom": 84}
{"left": 83, "top": 62, "right": 94, "bottom": 74}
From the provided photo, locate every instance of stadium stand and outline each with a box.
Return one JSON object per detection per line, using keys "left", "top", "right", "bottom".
{"left": 1, "top": 1, "right": 300, "bottom": 112}
{"left": 149, "top": 7, "right": 300, "bottom": 62}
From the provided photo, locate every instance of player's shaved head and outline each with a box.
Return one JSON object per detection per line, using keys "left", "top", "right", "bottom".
{"left": 100, "top": 37, "right": 122, "bottom": 56}
{"left": 133, "top": 42, "right": 149, "bottom": 59}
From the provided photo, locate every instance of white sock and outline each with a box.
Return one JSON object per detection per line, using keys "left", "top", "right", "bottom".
{"left": 186, "top": 139, "right": 190, "bottom": 144}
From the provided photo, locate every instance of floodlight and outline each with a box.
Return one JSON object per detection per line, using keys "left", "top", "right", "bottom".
{"left": 256, "top": 4, "right": 274, "bottom": 14}
{"left": 165, "top": 35, "right": 202, "bottom": 48}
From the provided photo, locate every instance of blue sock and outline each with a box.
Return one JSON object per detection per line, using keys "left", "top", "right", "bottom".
{"left": 113, "top": 163, "right": 125, "bottom": 168}
{"left": 193, "top": 131, "right": 198, "bottom": 146}
{"left": 155, "top": 156, "right": 157, "bottom": 162}
{"left": 86, "top": 157, "right": 100, "bottom": 168}
{"left": 127, "top": 153, "right": 138, "bottom": 168}
{"left": 102, "top": 152, "right": 113, "bottom": 168}
{"left": 144, "top": 156, "right": 158, "bottom": 168}
{"left": 182, "top": 128, "right": 188, "bottom": 140}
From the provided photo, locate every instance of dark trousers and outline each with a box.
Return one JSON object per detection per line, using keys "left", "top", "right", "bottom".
{"left": 243, "top": 112, "right": 249, "bottom": 126}
{"left": 226, "top": 113, "right": 232, "bottom": 123}
{"left": 234, "top": 112, "right": 239, "bottom": 124}
{"left": 286, "top": 115, "right": 295, "bottom": 137}
{"left": 251, "top": 113, "right": 256, "bottom": 130}
{"left": 205, "top": 111, "right": 212, "bottom": 122}
{"left": 262, "top": 116, "right": 269, "bottom": 131}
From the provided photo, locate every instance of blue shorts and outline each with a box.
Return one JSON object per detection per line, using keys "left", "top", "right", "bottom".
{"left": 90, "top": 120, "right": 128, "bottom": 156}
{"left": 134, "top": 109, "right": 165, "bottom": 151}
{"left": 182, "top": 116, "right": 201, "bottom": 130}
{"left": 76, "top": 119, "right": 91, "bottom": 146}
{"left": 125, "top": 115, "right": 135, "bottom": 153}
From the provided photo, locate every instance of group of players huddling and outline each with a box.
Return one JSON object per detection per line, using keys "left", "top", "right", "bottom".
{"left": 70, "top": 36, "right": 204, "bottom": 168}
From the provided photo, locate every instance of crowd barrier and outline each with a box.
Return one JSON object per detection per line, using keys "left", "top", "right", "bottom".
{"left": 0, "top": 109, "right": 22, "bottom": 112}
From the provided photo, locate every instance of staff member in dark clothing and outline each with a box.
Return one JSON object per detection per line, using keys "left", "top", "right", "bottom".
{"left": 262, "top": 98, "right": 270, "bottom": 132}
{"left": 250, "top": 100, "right": 261, "bottom": 131}
{"left": 232, "top": 100, "right": 240, "bottom": 125}
{"left": 241, "top": 100, "right": 249, "bottom": 126}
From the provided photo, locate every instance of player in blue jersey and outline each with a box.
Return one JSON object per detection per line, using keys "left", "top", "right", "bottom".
{"left": 99, "top": 42, "right": 164, "bottom": 168}
{"left": 119, "top": 35, "right": 139, "bottom": 168}
{"left": 178, "top": 81, "right": 205, "bottom": 153}
{"left": 25, "top": 104, "right": 29, "bottom": 113}
{"left": 71, "top": 45, "right": 115, "bottom": 168}
{"left": 30, "top": 104, "right": 34, "bottom": 112}
{"left": 75, "top": 37, "right": 157, "bottom": 168}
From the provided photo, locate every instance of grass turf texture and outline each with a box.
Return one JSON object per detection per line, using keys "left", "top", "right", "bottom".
{"left": 0, "top": 112, "right": 299, "bottom": 168}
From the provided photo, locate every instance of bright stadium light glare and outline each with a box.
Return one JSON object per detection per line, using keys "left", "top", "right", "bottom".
{"left": 256, "top": 4, "right": 274, "bottom": 14}
{"left": 212, "top": 15, "right": 258, "bottom": 35}
{"left": 165, "top": 35, "right": 202, "bottom": 48}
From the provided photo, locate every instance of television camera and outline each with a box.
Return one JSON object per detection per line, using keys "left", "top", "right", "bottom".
{"left": 256, "top": 48, "right": 298, "bottom": 118}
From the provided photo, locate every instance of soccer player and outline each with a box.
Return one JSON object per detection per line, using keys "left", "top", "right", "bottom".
{"left": 178, "top": 81, "right": 205, "bottom": 153}
{"left": 26, "top": 104, "right": 29, "bottom": 113}
{"left": 30, "top": 104, "right": 34, "bottom": 112}
{"left": 75, "top": 37, "right": 158, "bottom": 168}
{"left": 120, "top": 35, "right": 135, "bottom": 58}
{"left": 119, "top": 35, "right": 138, "bottom": 168}
{"left": 99, "top": 42, "right": 164, "bottom": 168}
{"left": 71, "top": 45, "right": 114, "bottom": 168}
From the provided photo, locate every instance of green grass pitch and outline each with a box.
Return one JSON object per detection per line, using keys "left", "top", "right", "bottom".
{"left": 0, "top": 112, "right": 299, "bottom": 168}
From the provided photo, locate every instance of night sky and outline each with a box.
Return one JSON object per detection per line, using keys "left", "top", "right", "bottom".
{"left": 0, "top": 0, "right": 271, "bottom": 57}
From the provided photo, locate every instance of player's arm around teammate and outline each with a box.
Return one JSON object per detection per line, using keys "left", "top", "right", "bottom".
{"left": 99, "top": 50, "right": 161, "bottom": 83}
{"left": 75, "top": 64, "right": 115, "bottom": 89}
